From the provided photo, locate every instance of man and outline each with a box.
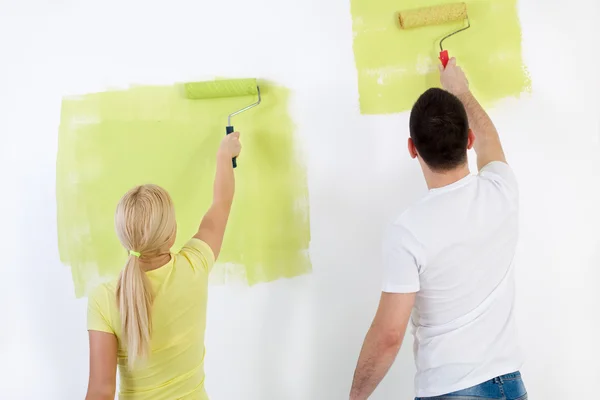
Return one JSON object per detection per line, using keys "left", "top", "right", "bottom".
{"left": 350, "top": 58, "right": 527, "bottom": 400}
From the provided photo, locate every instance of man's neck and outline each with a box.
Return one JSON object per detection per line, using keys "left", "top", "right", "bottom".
{"left": 423, "top": 164, "right": 471, "bottom": 190}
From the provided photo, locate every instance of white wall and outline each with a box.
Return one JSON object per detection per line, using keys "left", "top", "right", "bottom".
{"left": 1, "top": 0, "right": 599, "bottom": 398}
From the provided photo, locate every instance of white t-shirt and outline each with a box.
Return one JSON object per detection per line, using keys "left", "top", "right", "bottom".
{"left": 382, "top": 161, "right": 523, "bottom": 398}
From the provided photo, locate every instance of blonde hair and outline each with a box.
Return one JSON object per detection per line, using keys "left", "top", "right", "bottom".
{"left": 114, "top": 184, "right": 176, "bottom": 369}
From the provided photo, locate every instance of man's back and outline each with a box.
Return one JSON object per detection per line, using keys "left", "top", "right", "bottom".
{"left": 382, "top": 161, "right": 522, "bottom": 398}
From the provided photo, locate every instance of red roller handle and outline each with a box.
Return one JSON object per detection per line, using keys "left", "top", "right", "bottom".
{"left": 439, "top": 50, "right": 449, "bottom": 68}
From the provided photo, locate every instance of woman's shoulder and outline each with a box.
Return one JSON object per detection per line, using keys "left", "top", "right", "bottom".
{"left": 87, "top": 279, "right": 119, "bottom": 334}
{"left": 88, "top": 279, "right": 118, "bottom": 304}
{"left": 176, "top": 237, "right": 215, "bottom": 273}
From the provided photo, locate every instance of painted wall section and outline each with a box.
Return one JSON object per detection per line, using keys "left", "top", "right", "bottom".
{"left": 56, "top": 82, "right": 311, "bottom": 297}
{"left": 350, "top": 0, "right": 531, "bottom": 114}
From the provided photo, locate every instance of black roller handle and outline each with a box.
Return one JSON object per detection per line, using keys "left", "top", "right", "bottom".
{"left": 226, "top": 125, "right": 237, "bottom": 168}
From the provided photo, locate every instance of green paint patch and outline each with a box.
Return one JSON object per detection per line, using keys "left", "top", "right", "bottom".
{"left": 57, "top": 82, "right": 311, "bottom": 297}
{"left": 350, "top": 0, "right": 531, "bottom": 114}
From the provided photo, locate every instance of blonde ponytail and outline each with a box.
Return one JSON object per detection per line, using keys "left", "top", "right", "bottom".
{"left": 114, "top": 184, "right": 177, "bottom": 370}
{"left": 116, "top": 255, "right": 154, "bottom": 369}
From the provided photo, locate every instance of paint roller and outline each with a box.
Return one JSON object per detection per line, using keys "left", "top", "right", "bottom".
{"left": 398, "top": 2, "right": 470, "bottom": 68}
{"left": 184, "top": 78, "right": 261, "bottom": 168}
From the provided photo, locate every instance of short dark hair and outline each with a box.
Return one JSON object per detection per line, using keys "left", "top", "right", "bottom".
{"left": 409, "top": 88, "right": 469, "bottom": 171}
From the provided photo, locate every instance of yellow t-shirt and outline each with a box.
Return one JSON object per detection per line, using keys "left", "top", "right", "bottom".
{"left": 87, "top": 238, "right": 215, "bottom": 400}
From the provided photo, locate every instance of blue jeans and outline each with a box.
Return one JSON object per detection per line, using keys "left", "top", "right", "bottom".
{"left": 416, "top": 371, "right": 527, "bottom": 400}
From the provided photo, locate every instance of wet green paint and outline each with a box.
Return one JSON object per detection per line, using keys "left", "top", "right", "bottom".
{"left": 57, "top": 82, "right": 311, "bottom": 297}
{"left": 350, "top": 0, "right": 531, "bottom": 114}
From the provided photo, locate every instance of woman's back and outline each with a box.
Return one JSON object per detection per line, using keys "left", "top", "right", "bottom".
{"left": 88, "top": 238, "right": 215, "bottom": 400}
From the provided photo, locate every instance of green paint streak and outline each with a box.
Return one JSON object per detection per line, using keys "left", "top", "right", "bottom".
{"left": 350, "top": 0, "right": 531, "bottom": 114}
{"left": 57, "top": 82, "right": 311, "bottom": 297}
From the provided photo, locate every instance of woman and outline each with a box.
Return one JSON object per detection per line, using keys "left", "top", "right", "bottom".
{"left": 85, "top": 132, "right": 242, "bottom": 400}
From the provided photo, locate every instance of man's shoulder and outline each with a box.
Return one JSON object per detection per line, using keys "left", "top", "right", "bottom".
{"left": 387, "top": 189, "right": 458, "bottom": 245}
{"left": 387, "top": 204, "right": 426, "bottom": 242}
{"left": 478, "top": 161, "right": 518, "bottom": 191}
{"left": 393, "top": 193, "right": 439, "bottom": 226}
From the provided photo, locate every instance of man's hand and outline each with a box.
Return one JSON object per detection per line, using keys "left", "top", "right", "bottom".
{"left": 439, "top": 57, "right": 469, "bottom": 97}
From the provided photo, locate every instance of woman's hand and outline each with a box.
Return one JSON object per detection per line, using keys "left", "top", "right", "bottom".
{"left": 218, "top": 131, "right": 242, "bottom": 159}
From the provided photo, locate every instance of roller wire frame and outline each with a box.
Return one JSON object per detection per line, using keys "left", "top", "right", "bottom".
{"left": 226, "top": 85, "right": 261, "bottom": 168}
{"left": 439, "top": 16, "right": 470, "bottom": 67}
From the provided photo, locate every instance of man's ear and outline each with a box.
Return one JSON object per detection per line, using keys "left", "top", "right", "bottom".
{"left": 467, "top": 128, "right": 475, "bottom": 150}
{"left": 408, "top": 138, "right": 418, "bottom": 159}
